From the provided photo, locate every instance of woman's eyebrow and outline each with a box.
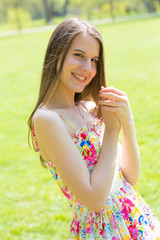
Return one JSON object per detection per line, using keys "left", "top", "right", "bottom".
{"left": 73, "top": 49, "right": 85, "bottom": 54}
{"left": 73, "top": 49, "right": 99, "bottom": 59}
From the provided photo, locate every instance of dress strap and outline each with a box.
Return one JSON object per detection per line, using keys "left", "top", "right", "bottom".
{"left": 58, "top": 114, "right": 77, "bottom": 130}
{"left": 32, "top": 121, "right": 40, "bottom": 152}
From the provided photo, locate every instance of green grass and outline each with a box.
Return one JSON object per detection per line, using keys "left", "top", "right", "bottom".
{"left": 0, "top": 19, "right": 47, "bottom": 32}
{"left": 0, "top": 17, "right": 160, "bottom": 239}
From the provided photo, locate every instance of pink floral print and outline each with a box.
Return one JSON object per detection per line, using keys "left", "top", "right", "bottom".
{"left": 32, "top": 120, "right": 160, "bottom": 239}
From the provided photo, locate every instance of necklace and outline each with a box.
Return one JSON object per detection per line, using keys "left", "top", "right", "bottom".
{"left": 50, "top": 99, "right": 87, "bottom": 121}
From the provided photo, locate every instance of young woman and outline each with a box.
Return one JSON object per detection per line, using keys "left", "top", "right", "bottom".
{"left": 28, "top": 18, "right": 160, "bottom": 239}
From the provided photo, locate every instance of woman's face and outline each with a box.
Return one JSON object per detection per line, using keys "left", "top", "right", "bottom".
{"left": 58, "top": 31, "right": 100, "bottom": 93}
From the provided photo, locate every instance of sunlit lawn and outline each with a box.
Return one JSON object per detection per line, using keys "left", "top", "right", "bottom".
{"left": 0, "top": 17, "right": 160, "bottom": 239}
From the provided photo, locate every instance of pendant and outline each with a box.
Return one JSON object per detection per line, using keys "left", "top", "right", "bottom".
{"left": 82, "top": 115, "right": 86, "bottom": 120}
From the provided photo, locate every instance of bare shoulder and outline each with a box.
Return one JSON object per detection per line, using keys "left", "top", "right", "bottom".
{"left": 33, "top": 107, "right": 56, "bottom": 121}
{"left": 33, "top": 108, "right": 66, "bottom": 132}
{"left": 32, "top": 107, "right": 74, "bottom": 158}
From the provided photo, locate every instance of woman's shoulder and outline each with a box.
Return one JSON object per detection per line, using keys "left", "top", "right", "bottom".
{"left": 32, "top": 107, "right": 61, "bottom": 127}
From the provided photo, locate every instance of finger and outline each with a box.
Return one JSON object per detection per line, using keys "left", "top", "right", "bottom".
{"left": 100, "top": 86, "right": 126, "bottom": 96}
{"left": 99, "top": 100, "right": 125, "bottom": 108}
{"left": 101, "top": 106, "right": 120, "bottom": 113}
{"left": 99, "top": 92, "right": 127, "bottom": 103}
{"left": 100, "top": 86, "right": 127, "bottom": 96}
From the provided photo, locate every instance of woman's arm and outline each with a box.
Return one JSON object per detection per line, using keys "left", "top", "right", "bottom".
{"left": 34, "top": 108, "right": 120, "bottom": 212}
{"left": 120, "top": 119, "right": 140, "bottom": 186}
{"left": 99, "top": 86, "right": 140, "bottom": 187}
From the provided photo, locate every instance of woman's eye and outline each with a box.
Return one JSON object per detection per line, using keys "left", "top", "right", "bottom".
{"left": 74, "top": 53, "right": 83, "bottom": 57}
{"left": 74, "top": 54, "right": 98, "bottom": 64}
{"left": 92, "top": 59, "right": 98, "bottom": 63}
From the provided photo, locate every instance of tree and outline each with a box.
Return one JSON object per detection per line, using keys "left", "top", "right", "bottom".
{"left": 42, "top": 0, "right": 53, "bottom": 23}
{"left": 63, "top": 0, "right": 69, "bottom": 15}
{"left": 143, "top": 0, "right": 157, "bottom": 12}
{"left": 12, "top": 0, "right": 22, "bottom": 29}
{"left": 7, "top": 7, "right": 31, "bottom": 30}
{"left": 108, "top": 0, "right": 115, "bottom": 18}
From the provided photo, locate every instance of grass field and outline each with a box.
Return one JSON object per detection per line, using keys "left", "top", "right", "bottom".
{"left": 0, "top": 17, "right": 160, "bottom": 239}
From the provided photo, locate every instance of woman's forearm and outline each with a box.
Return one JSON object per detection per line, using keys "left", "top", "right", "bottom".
{"left": 90, "top": 128, "right": 119, "bottom": 211}
{"left": 120, "top": 119, "right": 140, "bottom": 186}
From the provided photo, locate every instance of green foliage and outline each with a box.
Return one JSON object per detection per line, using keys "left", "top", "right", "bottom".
{"left": 69, "top": 0, "right": 83, "bottom": 8}
{"left": 0, "top": 17, "right": 160, "bottom": 239}
{"left": 68, "top": 0, "right": 151, "bottom": 20}
{"left": 1, "top": 0, "right": 160, "bottom": 30}
{"left": 100, "top": 2, "right": 129, "bottom": 18}
{"left": 53, "top": 0, "right": 66, "bottom": 12}
{"left": 7, "top": 7, "right": 31, "bottom": 29}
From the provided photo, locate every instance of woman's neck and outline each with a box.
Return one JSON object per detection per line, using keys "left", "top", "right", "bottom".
{"left": 48, "top": 85, "right": 76, "bottom": 109}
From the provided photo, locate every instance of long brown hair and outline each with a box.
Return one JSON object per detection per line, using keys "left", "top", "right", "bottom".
{"left": 28, "top": 18, "right": 106, "bottom": 163}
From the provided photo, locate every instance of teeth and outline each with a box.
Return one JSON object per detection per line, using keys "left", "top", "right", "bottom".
{"left": 73, "top": 73, "right": 86, "bottom": 80}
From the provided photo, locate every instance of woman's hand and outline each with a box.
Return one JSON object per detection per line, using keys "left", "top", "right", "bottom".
{"left": 98, "top": 86, "right": 140, "bottom": 186}
{"left": 99, "top": 86, "right": 133, "bottom": 130}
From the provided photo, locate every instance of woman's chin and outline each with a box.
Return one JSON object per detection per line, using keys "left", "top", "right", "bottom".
{"left": 74, "top": 85, "right": 86, "bottom": 93}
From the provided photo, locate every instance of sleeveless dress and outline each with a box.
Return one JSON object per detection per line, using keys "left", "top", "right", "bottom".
{"left": 32, "top": 115, "right": 160, "bottom": 240}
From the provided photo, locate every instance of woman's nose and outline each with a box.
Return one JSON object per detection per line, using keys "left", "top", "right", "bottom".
{"left": 80, "top": 59, "right": 91, "bottom": 72}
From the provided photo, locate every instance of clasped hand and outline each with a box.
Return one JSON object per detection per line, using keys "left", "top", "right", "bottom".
{"left": 98, "top": 86, "right": 133, "bottom": 131}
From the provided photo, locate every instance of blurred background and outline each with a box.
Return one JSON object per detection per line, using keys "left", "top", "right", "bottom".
{"left": 0, "top": 1, "right": 160, "bottom": 240}
{"left": 0, "top": 0, "right": 160, "bottom": 32}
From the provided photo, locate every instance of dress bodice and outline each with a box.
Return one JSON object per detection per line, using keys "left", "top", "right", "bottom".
{"left": 42, "top": 120, "right": 124, "bottom": 212}
{"left": 32, "top": 119, "right": 160, "bottom": 239}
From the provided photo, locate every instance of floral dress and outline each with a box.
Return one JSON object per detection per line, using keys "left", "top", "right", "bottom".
{"left": 32, "top": 117, "right": 160, "bottom": 240}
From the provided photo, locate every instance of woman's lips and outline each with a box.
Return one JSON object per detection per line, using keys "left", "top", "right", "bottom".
{"left": 72, "top": 72, "right": 87, "bottom": 82}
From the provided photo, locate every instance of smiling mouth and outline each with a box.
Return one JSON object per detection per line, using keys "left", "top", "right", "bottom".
{"left": 72, "top": 72, "right": 86, "bottom": 81}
